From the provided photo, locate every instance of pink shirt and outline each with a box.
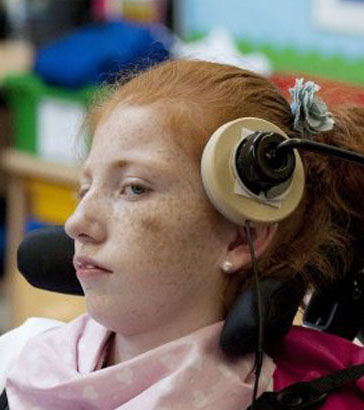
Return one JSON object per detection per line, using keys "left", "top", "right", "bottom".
{"left": 6, "top": 314, "right": 275, "bottom": 409}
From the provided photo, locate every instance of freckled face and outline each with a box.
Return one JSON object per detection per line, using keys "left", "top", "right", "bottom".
{"left": 65, "top": 105, "right": 229, "bottom": 335}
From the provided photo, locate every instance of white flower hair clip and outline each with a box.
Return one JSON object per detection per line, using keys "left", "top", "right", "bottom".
{"left": 289, "top": 78, "right": 335, "bottom": 137}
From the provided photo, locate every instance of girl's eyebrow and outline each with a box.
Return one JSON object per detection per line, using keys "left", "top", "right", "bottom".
{"left": 80, "top": 158, "right": 170, "bottom": 178}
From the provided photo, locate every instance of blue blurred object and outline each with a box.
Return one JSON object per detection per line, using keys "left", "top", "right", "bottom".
{"left": 26, "top": 219, "right": 49, "bottom": 234}
{"left": 33, "top": 20, "right": 171, "bottom": 88}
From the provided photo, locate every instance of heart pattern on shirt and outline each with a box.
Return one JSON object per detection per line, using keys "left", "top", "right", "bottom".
{"left": 218, "top": 364, "right": 234, "bottom": 379}
{"left": 160, "top": 353, "right": 177, "bottom": 371}
{"left": 193, "top": 390, "right": 208, "bottom": 408}
{"left": 82, "top": 385, "right": 99, "bottom": 400}
{"left": 116, "top": 367, "right": 134, "bottom": 385}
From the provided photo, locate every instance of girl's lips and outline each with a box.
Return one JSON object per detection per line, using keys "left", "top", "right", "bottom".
{"left": 73, "top": 256, "right": 113, "bottom": 276}
{"left": 75, "top": 266, "right": 113, "bottom": 279}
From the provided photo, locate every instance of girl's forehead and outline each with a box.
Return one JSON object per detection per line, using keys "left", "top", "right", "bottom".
{"left": 93, "top": 104, "right": 179, "bottom": 148}
{"left": 85, "top": 104, "right": 200, "bottom": 175}
{"left": 91, "top": 103, "right": 204, "bottom": 162}
{"left": 96, "top": 104, "right": 159, "bottom": 136}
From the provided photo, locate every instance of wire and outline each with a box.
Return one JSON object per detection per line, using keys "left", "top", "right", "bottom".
{"left": 276, "top": 139, "right": 364, "bottom": 166}
{"left": 244, "top": 220, "right": 264, "bottom": 409}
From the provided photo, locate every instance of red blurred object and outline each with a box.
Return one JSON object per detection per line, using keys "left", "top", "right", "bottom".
{"left": 92, "top": 0, "right": 107, "bottom": 18}
{"left": 272, "top": 73, "right": 364, "bottom": 107}
{"left": 91, "top": 0, "right": 167, "bottom": 23}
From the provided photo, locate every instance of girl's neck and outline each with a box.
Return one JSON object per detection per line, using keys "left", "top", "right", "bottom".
{"left": 103, "top": 311, "right": 223, "bottom": 367}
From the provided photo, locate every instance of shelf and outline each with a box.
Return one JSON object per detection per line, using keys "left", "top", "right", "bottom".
{"left": 1, "top": 148, "right": 79, "bottom": 185}
{"left": 0, "top": 40, "right": 33, "bottom": 83}
{"left": 0, "top": 148, "right": 84, "bottom": 328}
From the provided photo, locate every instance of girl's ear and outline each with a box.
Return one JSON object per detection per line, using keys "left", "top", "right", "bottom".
{"left": 219, "top": 223, "right": 278, "bottom": 274}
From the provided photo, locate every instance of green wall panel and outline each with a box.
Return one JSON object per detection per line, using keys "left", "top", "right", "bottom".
{"left": 187, "top": 33, "right": 364, "bottom": 86}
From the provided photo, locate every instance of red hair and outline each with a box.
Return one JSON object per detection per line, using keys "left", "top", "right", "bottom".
{"left": 87, "top": 60, "right": 364, "bottom": 305}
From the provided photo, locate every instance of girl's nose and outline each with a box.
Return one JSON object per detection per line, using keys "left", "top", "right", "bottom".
{"left": 65, "top": 194, "right": 107, "bottom": 245}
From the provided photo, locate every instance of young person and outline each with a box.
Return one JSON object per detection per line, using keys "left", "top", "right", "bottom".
{"left": 2, "top": 60, "right": 364, "bottom": 409}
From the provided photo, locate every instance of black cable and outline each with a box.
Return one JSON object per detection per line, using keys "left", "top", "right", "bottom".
{"left": 244, "top": 220, "right": 264, "bottom": 409}
{"left": 276, "top": 139, "right": 364, "bottom": 166}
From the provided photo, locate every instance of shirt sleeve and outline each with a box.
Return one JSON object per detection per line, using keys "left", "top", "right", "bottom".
{"left": 0, "top": 317, "right": 63, "bottom": 392}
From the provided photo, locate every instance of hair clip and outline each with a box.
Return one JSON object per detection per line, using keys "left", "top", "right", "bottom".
{"left": 289, "top": 78, "right": 335, "bottom": 137}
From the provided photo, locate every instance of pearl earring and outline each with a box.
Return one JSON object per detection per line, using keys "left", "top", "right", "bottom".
{"left": 222, "top": 261, "right": 234, "bottom": 273}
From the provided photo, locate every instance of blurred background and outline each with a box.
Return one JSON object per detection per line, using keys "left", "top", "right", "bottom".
{"left": 0, "top": 0, "right": 364, "bottom": 332}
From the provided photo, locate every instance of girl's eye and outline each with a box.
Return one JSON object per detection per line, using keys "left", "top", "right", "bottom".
{"left": 123, "top": 184, "right": 149, "bottom": 197}
{"left": 77, "top": 184, "right": 149, "bottom": 200}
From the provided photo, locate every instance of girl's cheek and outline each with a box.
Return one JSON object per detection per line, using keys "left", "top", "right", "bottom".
{"left": 109, "top": 187, "right": 215, "bottom": 251}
